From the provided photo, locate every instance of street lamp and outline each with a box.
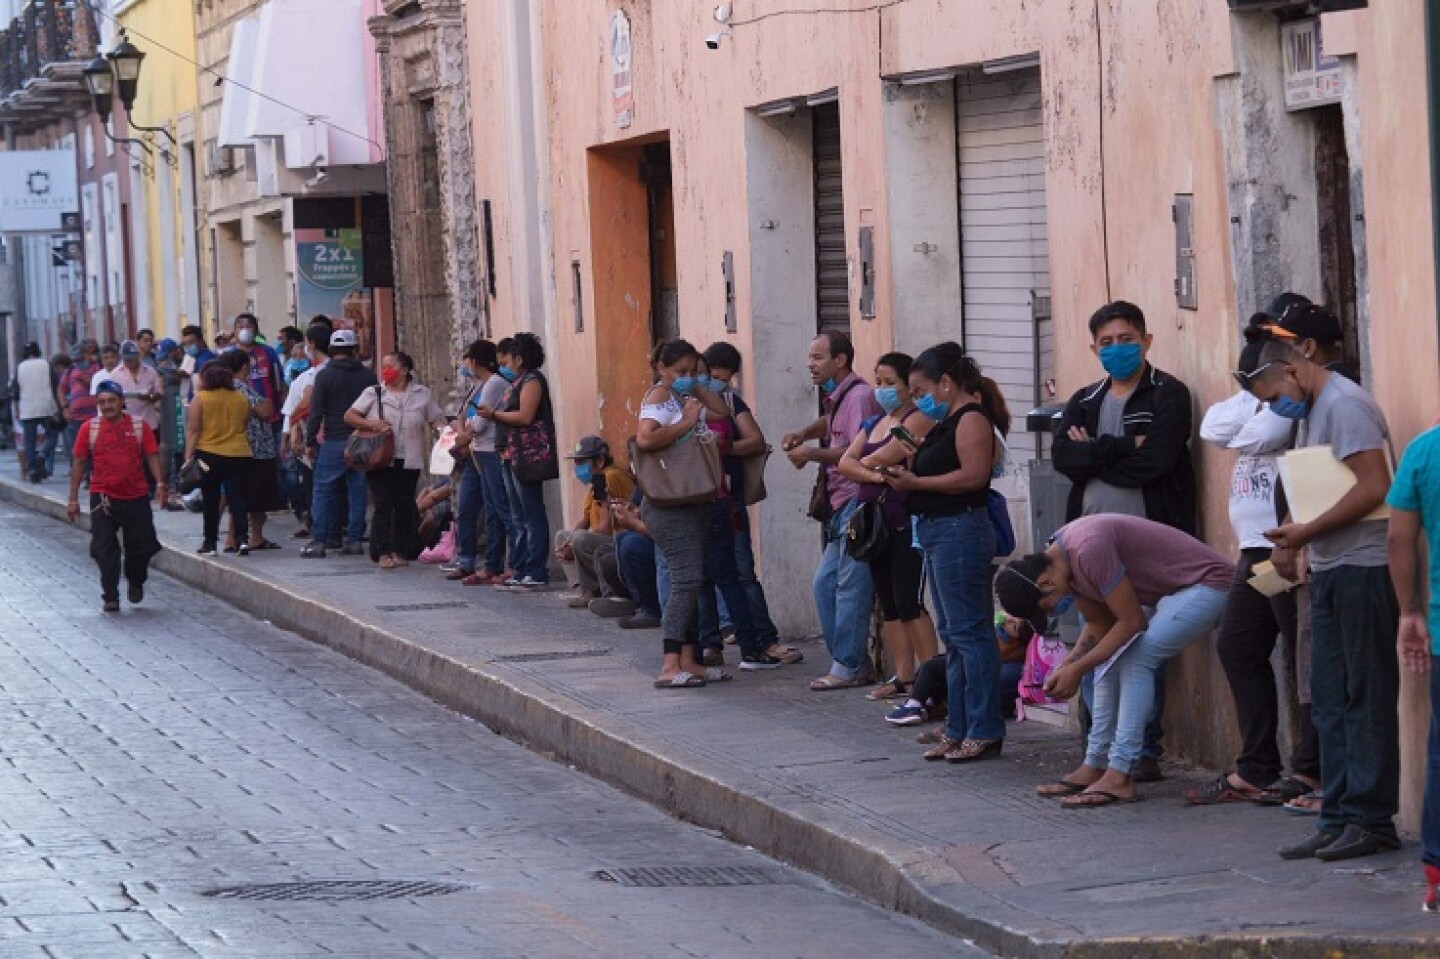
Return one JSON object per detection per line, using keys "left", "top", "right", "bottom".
{"left": 106, "top": 37, "right": 145, "bottom": 113}
{"left": 82, "top": 56, "right": 114, "bottom": 121}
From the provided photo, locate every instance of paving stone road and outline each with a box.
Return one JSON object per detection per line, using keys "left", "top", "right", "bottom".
{"left": 0, "top": 506, "right": 990, "bottom": 959}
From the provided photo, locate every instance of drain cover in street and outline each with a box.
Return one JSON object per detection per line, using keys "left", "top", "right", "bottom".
{"left": 594, "top": 866, "right": 784, "bottom": 887}
{"left": 202, "top": 880, "right": 472, "bottom": 901}
{"left": 494, "top": 648, "right": 611, "bottom": 663}
{"left": 374, "top": 602, "right": 469, "bottom": 612}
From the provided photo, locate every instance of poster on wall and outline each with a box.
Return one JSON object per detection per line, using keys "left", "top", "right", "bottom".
{"left": 295, "top": 227, "right": 373, "bottom": 361}
{"left": 1281, "top": 18, "right": 1344, "bottom": 111}
{"left": 610, "top": 11, "right": 633, "bottom": 129}
{"left": 0, "top": 150, "right": 78, "bottom": 234}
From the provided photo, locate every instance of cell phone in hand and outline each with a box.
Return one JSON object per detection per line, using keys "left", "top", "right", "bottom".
{"left": 591, "top": 472, "right": 609, "bottom": 503}
{"left": 890, "top": 424, "right": 918, "bottom": 448}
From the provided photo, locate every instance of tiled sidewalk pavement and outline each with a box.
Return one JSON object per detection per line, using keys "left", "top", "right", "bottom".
{"left": 2, "top": 472, "right": 1436, "bottom": 957}
{"left": 0, "top": 501, "right": 989, "bottom": 958}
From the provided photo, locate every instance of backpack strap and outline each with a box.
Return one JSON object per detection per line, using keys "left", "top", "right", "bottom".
{"left": 88, "top": 415, "right": 99, "bottom": 448}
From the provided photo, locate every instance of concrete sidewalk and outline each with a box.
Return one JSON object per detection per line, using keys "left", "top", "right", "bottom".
{"left": 3, "top": 472, "right": 1434, "bottom": 958}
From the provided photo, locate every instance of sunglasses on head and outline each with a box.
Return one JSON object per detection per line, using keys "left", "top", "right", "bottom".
{"left": 1232, "top": 360, "right": 1283, "bottom": 390}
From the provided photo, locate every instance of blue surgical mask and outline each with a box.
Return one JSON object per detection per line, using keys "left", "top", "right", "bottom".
{"left": 574, "top": 462, "right": 594, "bottom": 486}
{"left": 672, "top": 376, "right": 696, "bottom": 396}
{"left": 458, "top": 365, "right": 474, "bottom": 380}
{"left": 498, "top": 365, "right": 518, "bottom": 383}
{"left": 1098, "top": 342, "right": 1143, "bottom": 381}
{"left": 874, "top": 386, "right": 902, "bottom": 414}
{"left": 915, "top": 393, "right": 949, "bottom": 422}
{"left": 184, "top": 344, "right": 199, "bottom": 358}
{"left": 284, "top": 359, "right": 310, "bottom": 384}
{"left": 822, "top": 377, "right": 838, "bottom": 394}
{"left": 1270, "top": 393, "right": 1310, "bottom": 420}
{"left": 1053, "top": 594, "right": 1076, "bottom": 618}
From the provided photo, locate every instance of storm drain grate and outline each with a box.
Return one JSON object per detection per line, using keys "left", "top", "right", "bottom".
{"left": 202, "top": 880, "right": 472, "bottom": 902}
{"left": 493, "top": 648, "right": 612, "bottom": 663}
{"left": 374, "top": 601, "right": 469, "bottom": 612}
{"left": 594, "top": 866, "right": 784, "bottom": 888}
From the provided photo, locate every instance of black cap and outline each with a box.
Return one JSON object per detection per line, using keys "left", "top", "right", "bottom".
{"left": 1266, "top": 303, "right": 1344, "bottom": 349}
{"left": 1250, "top": 291, "right": 1312, "bottom": 326}
{"left": 566, "top": 435, "right": 610, "bottom": 460}
{"left": 994, "top": 555, "right": 1052, "bottom": 637}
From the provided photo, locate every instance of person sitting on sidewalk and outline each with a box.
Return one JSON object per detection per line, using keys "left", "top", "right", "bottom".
{"left": 67, "top": 381, "right": 164, "bottom": 612}
{"left": 1386, "top": 420, "right": 1440, "bottom": 910}
{"left": 996, "top": 514, "right": 1231, "bottom": 807}
{"left": 889, "top": 615, "right": 1029, "bottom": 728}
{"left": 554, "top": 435, "right": 637, "bottom": 615}
{"left": 612, "top": 493, "right": 663, "bottom": 629}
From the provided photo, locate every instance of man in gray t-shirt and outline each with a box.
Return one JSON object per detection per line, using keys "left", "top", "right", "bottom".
{"left": 1248, "top": 322, "right": 1399, "bottom": 862}
{"left": 1081, "top": 391, "right": 1148, "bottom": 518}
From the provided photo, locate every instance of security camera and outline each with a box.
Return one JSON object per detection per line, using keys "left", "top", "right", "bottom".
{"left": 705, "top": 28, "right": 730, "bottom": 50}
{"left": 305, "top": 166, "right": 329, "bottom": 188}
{"left": 713, "top": 3, "right": 732, "bottom": 23}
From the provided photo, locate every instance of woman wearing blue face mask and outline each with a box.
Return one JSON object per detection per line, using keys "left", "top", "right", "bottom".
{"left": 837, "top": 352, "right": 942, "bottom": 703}
{"left": 882, "top": 342, "right": 1004, "bottom": 763}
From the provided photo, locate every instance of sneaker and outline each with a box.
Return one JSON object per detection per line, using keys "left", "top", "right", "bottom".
{"left": 127, "top": 582, "right": 144, "bottom": 605}
{"left": 567, "top": 591, "right": 598, "bottom": 609}
{"left": 340, "top": 542, "right": 365, "bottom": 556}
{"left": 300, "top": 543, "right": 327, "bottom": 559}
{"left": 885, "top": 704, "right": 929, "bottom": 726}
{"left": 197, "top": 541, "right": 218, "bottom": 556}
{"left": 619, "top": 613, "right": 662, "bottom": 629}
{"left": 740, "top": 653, "right": 784, "bottom": 671}
{"left": 438, "top": 561, "right": 465, "bottom": 574}
{"left": 496, "top": 576, "right": 547, "bottom": 592}
{"left": 589, "top": 597, "right": 636, "bottom": 618}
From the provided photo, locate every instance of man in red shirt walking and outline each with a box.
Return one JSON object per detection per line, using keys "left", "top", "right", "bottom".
{"left": 67, "top": 381, "right": 165, "bottom": 612}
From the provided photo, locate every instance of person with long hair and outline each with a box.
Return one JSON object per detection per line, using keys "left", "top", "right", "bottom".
{"left": 837, "top": 351, "right": 941, "bottom": 700}
{"left": 884, "top": 343, "right": 1004, "bottom": 763}
{"left": 221, "top": 350, "right": 283, "bottom": 551}
{"left": 184, "top": 360, "right": 252, "bottom": 556}
{"left": 345, "top": 351, "right": 446, "bottom": 569}
{"left": 636, "top": 339, "right": 734, "bottom": 688}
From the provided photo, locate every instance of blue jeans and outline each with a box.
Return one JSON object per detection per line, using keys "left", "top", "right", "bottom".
{"left": 1085, "top": 584, "right": 1227, "bottom": 775}
{"left": 21, "top": 418, "right": 58, "bottom": 479}
{"left": 697, "top": 499, "right": 764, "bottom": 659}
{"left": 1309, "top": 565, "right": 1401, "bottom": 841}
{"left": 712, "top": 522, "right": 780, "bottom": 644}
{"left": 507, "top": 467, "right": 550, "bottom": 583}
{"left": 1081, "top": 664, "right": 1167, "bottom": 760}
{"left": 476, "top": 452, "right": 516, "bottom": 575}
{"left": 1424, "top": 657, "right": 1440, "bottom": 868}
{"left": 454, "top": 455, "right": 484, "bottom": 572}
{"left": 616, "top": 531, "right": 661, "bottom": 619}
{"left": 814, "top": 500, "right": 876, "bottom": 680}
{"left": 918, "top": 509, "right": 1002, "bottom": 742}
{"left": 309, "top": 438, "right": 367, "bottom": 546}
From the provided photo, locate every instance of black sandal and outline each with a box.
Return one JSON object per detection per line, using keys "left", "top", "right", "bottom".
{"left": 866, "top": 676, "right": 911, "bottom": 701}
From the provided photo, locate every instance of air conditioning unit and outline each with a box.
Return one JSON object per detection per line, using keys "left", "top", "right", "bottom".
{"left": 206, "top": 140, "right": 235, "bottom": 176}
{"left": 1227, "top": 1, "right": 1367, "bottom": 11}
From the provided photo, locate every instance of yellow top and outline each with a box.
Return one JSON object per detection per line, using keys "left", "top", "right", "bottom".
{"left": 195, "top": 389, "right": 253, "bottom": 458}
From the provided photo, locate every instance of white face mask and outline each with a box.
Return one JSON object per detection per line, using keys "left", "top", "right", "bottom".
{"left": 237, "top": 329, "right": 255, "bottom": 345}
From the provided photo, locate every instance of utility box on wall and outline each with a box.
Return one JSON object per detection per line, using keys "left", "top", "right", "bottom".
{"left": 1174, "top": 194, "right": 1197, "bottom": 310}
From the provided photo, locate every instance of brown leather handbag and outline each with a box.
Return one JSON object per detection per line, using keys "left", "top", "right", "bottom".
{"left": 343, "top": 386, "right": 396, "bottom": 472}
{"left": 628, "top": 426, "right": 723, "bottom": 508}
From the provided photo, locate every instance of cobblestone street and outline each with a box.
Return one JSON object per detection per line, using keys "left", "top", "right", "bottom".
{"left": 0, "top": 506, "right": 986, "bottom": 958}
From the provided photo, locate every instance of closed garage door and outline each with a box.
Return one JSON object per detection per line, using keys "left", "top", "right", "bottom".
{"left": 813, "top": 101, "right": 850, "bottom": 335}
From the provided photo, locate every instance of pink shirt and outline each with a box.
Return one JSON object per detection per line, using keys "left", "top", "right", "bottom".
{"left": 825, "top": 373, "right": 883, "bottom": 510}
{"left": 1055, "top": 514, "right": 1232, "bottom": 606}
{"left": 104, "top": 365, "right": 164, "bottom": 430}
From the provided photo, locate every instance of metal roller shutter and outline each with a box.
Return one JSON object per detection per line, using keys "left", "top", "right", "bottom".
{"left": 957, "top": 68, "right": 1052, "bottom": 463}
{"left": 813, "top": 102, "right": 850, "bottom": 335}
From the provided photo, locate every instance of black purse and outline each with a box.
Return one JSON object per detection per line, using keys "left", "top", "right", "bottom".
{"left": 844, "top": 498, "right": 891, "bottom": 563}
{"left": 177, "top": 456, "right": 207, "bottom": 495}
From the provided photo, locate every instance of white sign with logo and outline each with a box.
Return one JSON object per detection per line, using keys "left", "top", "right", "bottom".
{"left": 0, "top": 150, "right": 79, "bottom": 234}
{"left": 1281, "top": 18, "right": 1344, "bottom": 111}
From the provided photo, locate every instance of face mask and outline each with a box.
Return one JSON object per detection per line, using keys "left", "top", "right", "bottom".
{"left": 458, "top": 365, "right": 474, "bottom": 380}
{"left": 497, "top": 365, "right": 518, "bottom": 383}
{"left": 874, "top": 386, "right": 902, "bottom": 414}
{"left": 1270, "top": 392, "right": 1309, "bottom": 421}
{"left": 672, "top": 376, "right": 696, "bottom": 396}
{"left": 1098, "top": 342, "right": 1143, "bottom": 380}
{"left": 284, "top": 360, "right": 310, "bottom": 384}
{"left": 237, "top": 329, "right": 255, "bottom": 346}
{"left": 184, "top": 344, "right": 199, "bottom": 358}
{"left": 380, "top": 367, "right": 402, "bottom": 386}
{"left": 821, "top": 377, "right": 837, "bottom": 394}
{"left": 574, "top": 462, "right": 594, "bottom": 486}
{"left": 915, "top": 393, "right": 949, "bottom": 422}
{"left": 1052, "top": 594, "right": 1076, "bottom": 618}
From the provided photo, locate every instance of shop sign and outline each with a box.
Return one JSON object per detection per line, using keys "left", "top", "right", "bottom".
{"left": 0, "top": 150, "right": 79, "bottom": 234}
{"left": 1282, "top": 18, "right": 1344, "bottom": 111}
{"left": 296, "top": 227, "right": 374, "bottom": 361}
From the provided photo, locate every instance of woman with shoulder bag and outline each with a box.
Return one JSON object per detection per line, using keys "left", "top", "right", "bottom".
{"left": 222, "top": 350, "right": 284, "bottom": 552}
{"left": 837, "top": 351, "right": 942, "bottom": 702}
{"left": 883, "top": 343, "right": 1005, "bottom": 764}
{"left": 344, "top": 351, "right": 446, "bottom": 570}
{"left": 635, "top": 339, "right": 733, "bottom": 688}
{"left": 476, "top": 332, "right": 554, "bottom": 591}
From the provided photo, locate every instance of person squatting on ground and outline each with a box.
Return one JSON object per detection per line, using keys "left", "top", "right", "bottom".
{"left": 67, "top": 380, "right": 163, "bottom": 612}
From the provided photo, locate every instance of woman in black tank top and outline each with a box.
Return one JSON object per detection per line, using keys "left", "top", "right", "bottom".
{"left": 884, "top": 343, "right": 1005, "bottom": 764}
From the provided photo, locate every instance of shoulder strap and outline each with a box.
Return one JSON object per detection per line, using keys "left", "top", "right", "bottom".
{"left": 374, "top": 385, "right": 385, "bottom": 422}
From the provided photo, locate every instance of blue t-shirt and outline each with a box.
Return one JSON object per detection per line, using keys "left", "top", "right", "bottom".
{"left": 1386, "top": 425, "right": 1440, "bottom": 654}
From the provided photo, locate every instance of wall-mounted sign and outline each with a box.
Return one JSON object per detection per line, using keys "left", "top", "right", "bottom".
{"left": 0, "top": 150, "right": 79, "bottom": 234}
{"left": 610, "top": 10, "right": 633, "bottom": 129}
{"left": 296, "top": 227, "right": 374, "bottom": 361}
{"left": 1282, "top": 18, "right": 1344, "bottom": 111}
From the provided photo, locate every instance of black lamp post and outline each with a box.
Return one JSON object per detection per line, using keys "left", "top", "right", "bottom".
{"left": 106, "top": 37, "right": 145, "bottom": 113}
{"left": 81, "top": 56, "right": 114, "bottom": 122}
{"left": 82, "top": 33, "right": 174, "bottom": 165}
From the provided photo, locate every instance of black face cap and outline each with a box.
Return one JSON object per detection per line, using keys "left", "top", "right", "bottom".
{"left": 995, "top": 555, "right": 1051, "bottom": 637}
{"left": 1256, "top": 291, "right": 1313, "bottom": 323}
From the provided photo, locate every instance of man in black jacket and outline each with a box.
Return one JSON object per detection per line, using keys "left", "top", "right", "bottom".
{"left": 302, "top": 330, "right": 377, "bottom": 558}
{"left": 1052, "top": 300, "right": 1197, "bottom": 780}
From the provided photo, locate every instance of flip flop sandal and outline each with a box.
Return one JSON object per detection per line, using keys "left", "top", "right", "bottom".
{"left": 1284, "top": 791, "right": 1323, "bottom": 816}
{"left": 810, "top": 674, "right": 874, "bottom": 692}
{"left": 1184, "top": 774, "right": 1262, "bottom": 805}
{"left": 866, "top": 676, "right": 911, "bottom": 701}
{"left": 1036, "top": 779, "right": 1092, "bottom": 797}
{"left": 1254, "top": 776, "right": 1315, "bottom": 806}
{"left": 703, "top": 667, "right": 733, "bottom": 683}
{"left": 1062, "top": 790, "right": 1145, "bottom": 809}
{"left": 251, "top": 540, "right": 282, "bottom": 550}
{"left": 654, "top": 671, "right": 706, "bottom": 689}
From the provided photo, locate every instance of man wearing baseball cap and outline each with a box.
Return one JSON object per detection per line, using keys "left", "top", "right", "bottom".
{"left": 302, "top": 328, "right": 377, "bottom": 557}
{"left": 995, "top": 514, "right": 1231, "bottom": 808}
{"left": 554, "top": 435, "right": 637, "bottom": 616}
{"left": 1254, "top": 295, "right": 1359, "bottom": 384}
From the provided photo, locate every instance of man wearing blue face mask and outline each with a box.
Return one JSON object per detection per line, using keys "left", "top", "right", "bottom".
{"left": 553, "top": 435, "right": 637, "bottom": 614}
{"left": 1052, "top": 300, "right": 1196, "bottom": 783}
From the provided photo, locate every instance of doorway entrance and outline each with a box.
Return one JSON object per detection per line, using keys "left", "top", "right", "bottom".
{"left": 1312, "top": 104, "right": 1359, "bottom": 374}
{"left": 643, "top": 143, "right": 678, "bottom": 345}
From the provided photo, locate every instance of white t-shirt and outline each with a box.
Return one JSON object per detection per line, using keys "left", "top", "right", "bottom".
{"left": 1200, "top": 391, "right": 1292, "bottom": 550}
{"left": 280, "top": 360, "right": 326, "bottom": 431}
{"left": 639, "top": 392, "right": 684, "bottom": 427}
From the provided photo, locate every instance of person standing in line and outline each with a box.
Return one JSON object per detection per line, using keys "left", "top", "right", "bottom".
{"left": 476, "top": 332, "right": 555, "bottom": 591}
{"left": 1188, "top": 334, "right": 1320, "bottom": 807}
{"left": 90, "top": 342, "right": 122, "bottom": 393}
{"left": 445, "top": 340, "right": 513, "bottom": 583}
{"left": 60, "top": 339, "right": 101, "bottom": 476}
{"left": 1052, "top": 300, "right": 1196, "bottom": 782}
{"left": 15, "top": 342, "right": 60, "bottom": 483}
{"left": 222, "top": 350, "right": 283, "bottom": 552}
{"left": 102, "top": 341, "right": 164, "bottom": 434}
{"left": 782, "top": 332, "right": 884, "bottom": 691}
{"left": 1247, "top": 324, "right": 1400, "bottom": 862}
{"left": 303, "top": 329, "right": 377, "bottom": 558}
{"left": 226, "top": 313, "right": 286, "bottom": 448}
{"left": 884, "top": 345, "right": 1003, "bottom": 763}
{"left": 184, "top": 361, "right": 252, "bottom": 556}
{"left": 345, "top": 351, "right": 446, "bottom": 569}
{"left": 280, "top": 319, "right": 333, "bottom": 540}
{"left": 1386, "top": 420, "right": 1440, "bottom": 910}
{"left": 67, "top": 380, "right": 164, "bottom": 611}
{"left": 135, "top": 328, "right": 159, "bottom": 370}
